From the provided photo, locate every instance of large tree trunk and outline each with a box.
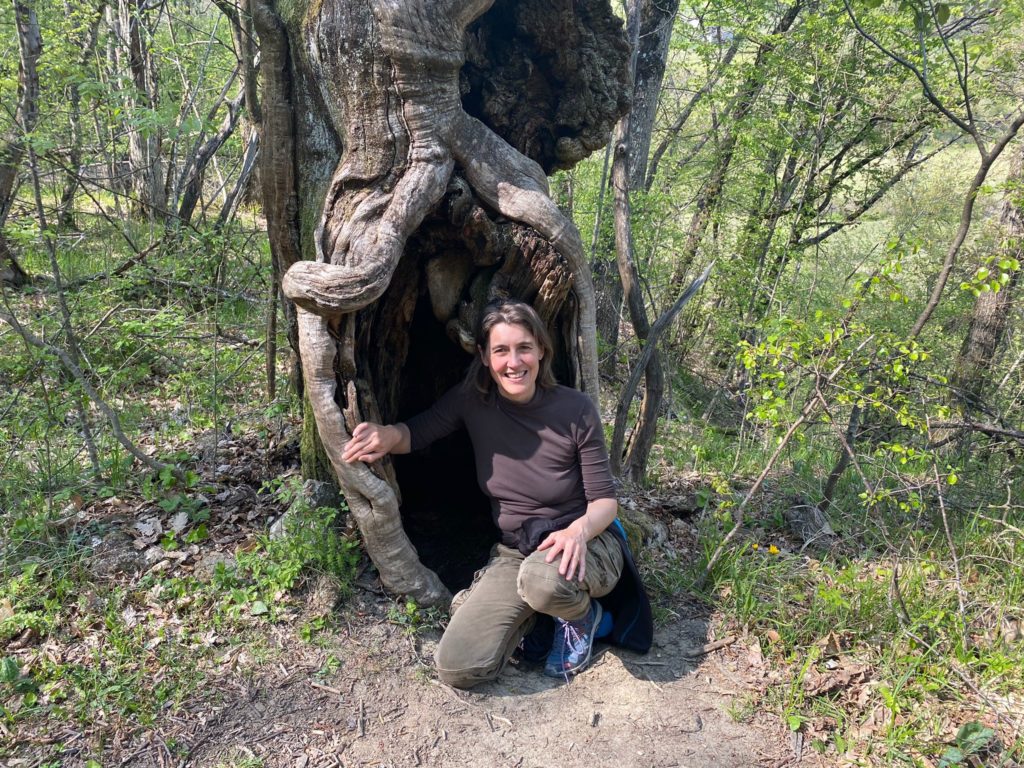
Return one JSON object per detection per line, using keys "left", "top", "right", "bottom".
{"left": 254, "top": 0, "right": 629, "bottom": 605}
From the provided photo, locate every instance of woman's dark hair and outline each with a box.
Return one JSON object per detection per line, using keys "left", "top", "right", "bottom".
{"left": 466, "top": 298, "right": 558, "bottom": 397}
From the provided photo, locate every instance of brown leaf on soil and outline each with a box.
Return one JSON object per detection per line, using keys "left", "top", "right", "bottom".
{"left": 803, "top": 658, "right": 870, "bottom": 697}
{"left": 815, "top": 631, "right": 847, "bottom": 658}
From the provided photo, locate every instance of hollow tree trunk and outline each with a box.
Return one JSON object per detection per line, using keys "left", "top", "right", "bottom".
{"left": 253, "top": 0, "right": 629, "bottom": 605}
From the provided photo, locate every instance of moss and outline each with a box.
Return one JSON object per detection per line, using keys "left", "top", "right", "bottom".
{"left": 300, "top": 393, "right": 337, "bottom": 485}
{"left": 617, "top": 509, "right": 651, "bottom": 555}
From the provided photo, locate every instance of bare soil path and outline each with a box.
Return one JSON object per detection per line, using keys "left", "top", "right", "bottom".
{"left": 178, "top": 589, "right": 799, "bottom": 768}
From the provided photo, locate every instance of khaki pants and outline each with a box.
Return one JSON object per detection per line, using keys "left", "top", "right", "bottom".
{"left": 434, "top": 528, "right": 624, "bottom": 689}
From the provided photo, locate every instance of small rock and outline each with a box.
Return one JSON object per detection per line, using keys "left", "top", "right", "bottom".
{"left": 194, "top": 551, "right": 238, "bottom": 581}
{"left": 301, "top": 479, "right": 342, "bottom": 511}
{"left": 88, "top": 532, "right": 147, "bottom": 578}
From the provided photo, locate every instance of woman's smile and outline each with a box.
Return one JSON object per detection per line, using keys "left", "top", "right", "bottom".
{"left": 482, "top": 322, "right": 542, "bottom": 403}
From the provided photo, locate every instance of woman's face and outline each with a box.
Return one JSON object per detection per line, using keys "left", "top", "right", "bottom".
{"left": 481, "top": 322, "right": 543, "bottom": 403}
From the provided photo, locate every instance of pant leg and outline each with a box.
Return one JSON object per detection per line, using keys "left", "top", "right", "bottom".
{"left": 516, "top": 528, "right": 625, "bottom": 622}
{"left": 434, "top": 545, "right": 534, "bottom": 689}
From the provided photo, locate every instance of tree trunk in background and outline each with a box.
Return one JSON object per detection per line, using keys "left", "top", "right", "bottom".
{"left": 57, "top": 0, "right": 104, "bottom": 231}
{"left": 177, "top": 92, "right": 246, "bottom": 226}
{"left": 253, "top": 0, "right": 629, "bottom": 605}
{"left": 625, "top": 0, "right": 679, "bottom": 190}
{"left": 608, "top": 0, "right": 665, "bottom": 485}
{"left": 1, "top": 234, "right": 28, "bottom": 286}
{"left": 951, "top": 146, "right": 1024, "bottom": 412}
{"left": 115, "top": 0, "right": 166, "bottom": 219}
{"left": 0, "top": 1, "right": 42, "bottom": 226}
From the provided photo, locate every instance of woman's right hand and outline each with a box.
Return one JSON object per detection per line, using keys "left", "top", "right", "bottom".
{"left": 342, "top": 422, "right": 408, "bottom": 463}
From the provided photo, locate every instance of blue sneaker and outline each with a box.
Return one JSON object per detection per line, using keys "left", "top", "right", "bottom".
{"left": 544, "top": 601, "right": 603, "bottom": 679}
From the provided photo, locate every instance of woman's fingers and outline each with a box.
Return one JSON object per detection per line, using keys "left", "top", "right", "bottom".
{"left": 542, "top": 531, "right": 587, "bottom": 582}
{"left": 343, "top": 422, "right": 383, "bottom": 463}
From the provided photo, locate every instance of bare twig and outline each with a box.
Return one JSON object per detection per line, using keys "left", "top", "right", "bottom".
{"left": 0, "top": 308, "right": 181, "bottom": 480}
{"left": 681, "top": 634, "right": 738, "bottom": 658}
{"left": 26, "top": 144, "right": 101, "bottom": 478}
{"left": 927, "top": 418, "right": 968, "bottom": 628}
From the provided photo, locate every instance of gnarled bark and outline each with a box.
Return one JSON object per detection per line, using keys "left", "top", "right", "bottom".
{"left": 255, "top": 0, "right": 629, "bottom": 604}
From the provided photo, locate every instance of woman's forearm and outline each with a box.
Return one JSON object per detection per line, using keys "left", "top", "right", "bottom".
{"left": 567, "top": 497, "right": 618, "bottom": 542}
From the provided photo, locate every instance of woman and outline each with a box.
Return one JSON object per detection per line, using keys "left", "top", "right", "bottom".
{"left": 342, "top": 299, "right": 651, "bottom": 687}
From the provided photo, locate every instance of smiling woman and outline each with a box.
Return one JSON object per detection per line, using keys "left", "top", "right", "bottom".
{"left": 481, "top": 323, "right": 543, "bottom": 403}
{"left": 341, "top": 298, "right": 652, "bottom": 687}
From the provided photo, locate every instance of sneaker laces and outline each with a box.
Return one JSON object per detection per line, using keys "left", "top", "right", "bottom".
{"left": 556, "top": 617, "right": 587, "bottom": 681}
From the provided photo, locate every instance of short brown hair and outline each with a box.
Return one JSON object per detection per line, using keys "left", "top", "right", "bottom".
{"left": 466, "top": 299, "right": 557, "bottom": 397}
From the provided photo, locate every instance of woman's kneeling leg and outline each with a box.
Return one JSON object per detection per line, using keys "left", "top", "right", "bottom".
{"left": 434, "top": 546, "right": 534, "bottom": 689}
{"left": 516, "top": 529, "right": 624, "bottom": 621}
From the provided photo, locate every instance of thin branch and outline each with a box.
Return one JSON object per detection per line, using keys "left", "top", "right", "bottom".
{"left": 0, "top": 308, "right": 181, "bottom": 481}
{"left": 841, "top": 0, "right": 974, "bottom": 139}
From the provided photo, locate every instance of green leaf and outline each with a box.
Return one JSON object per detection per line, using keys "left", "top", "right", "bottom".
{"left": 939, "top": 746, "right": 965, "bottom": 767}
{"left": 0, "top": 656, "right": 19, "bottom": 683}
{"left": 250, "top": 600, "right": 269, "bottom": 616}
{"left": 947, "top": 472, "right": 958, "bottom": 485}
{"left": 935, "top": 3, "right": 950, "bottom": 24}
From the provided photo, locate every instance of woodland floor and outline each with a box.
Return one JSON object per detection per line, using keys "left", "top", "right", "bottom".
{"left": 3, "top": 426, "right": 823, "bottom": 768}
{"left": 174, "top": 595, "right": 799, "bottom": 768}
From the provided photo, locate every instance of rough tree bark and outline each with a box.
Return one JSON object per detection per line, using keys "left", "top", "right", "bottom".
{"left": 951, "top": 146, "right": 1023, "bottom": 411}
{"left": 253, "top": 0, "right": 629, "bottom": 604}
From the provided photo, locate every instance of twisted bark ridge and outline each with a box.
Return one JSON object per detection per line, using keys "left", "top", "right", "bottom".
{"left": 264, "top": 0, "right": 629, "bottom": 604}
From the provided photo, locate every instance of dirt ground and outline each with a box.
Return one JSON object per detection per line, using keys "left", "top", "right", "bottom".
{"left": 2, "top": 432, "right": 816, "bottom": 768}
{"left": 154, "top": 586, "right": 803, "bottom": 768}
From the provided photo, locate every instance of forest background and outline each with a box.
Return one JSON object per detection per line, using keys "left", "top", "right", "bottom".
{"left": 1, "top": 0, "right": 1023, "bottom": 765}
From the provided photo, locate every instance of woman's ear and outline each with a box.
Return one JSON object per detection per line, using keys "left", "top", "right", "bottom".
{"left": 478, "top": 345, "right": 488, "bottom": 368}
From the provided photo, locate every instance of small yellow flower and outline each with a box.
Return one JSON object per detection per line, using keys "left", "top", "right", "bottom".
{"left": 751, "top": 543, "right": 759, "bottom": 550}
{"left": 768, "top": 544, "right": 780, "bottom": 555}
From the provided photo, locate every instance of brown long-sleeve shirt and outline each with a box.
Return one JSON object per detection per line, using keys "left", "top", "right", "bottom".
{"left": 405, "top": 384, "right": 617, "bottom": 546}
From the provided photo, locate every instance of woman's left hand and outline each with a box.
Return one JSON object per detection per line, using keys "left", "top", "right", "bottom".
{"left": 538, "top": 524, "right": 589, "bottom": 582}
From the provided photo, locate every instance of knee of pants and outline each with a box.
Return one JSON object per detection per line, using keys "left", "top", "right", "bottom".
{"left": 434, "top": 634, "right": 499, "bottom": 690}
{"left": 517, "top": 557, "right": 578, "bottom": 615}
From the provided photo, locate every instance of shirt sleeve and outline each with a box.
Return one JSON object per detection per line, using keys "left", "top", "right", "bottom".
{"left": 404, "top": 384, "right": 467, "bottom": 451}
{"left": 575, "top": 397, "right": 617, "bottom": 502}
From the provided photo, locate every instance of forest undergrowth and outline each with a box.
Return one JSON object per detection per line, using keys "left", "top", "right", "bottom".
{"left": 1, "top": 210, "right": 1022, "bottom": 767}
